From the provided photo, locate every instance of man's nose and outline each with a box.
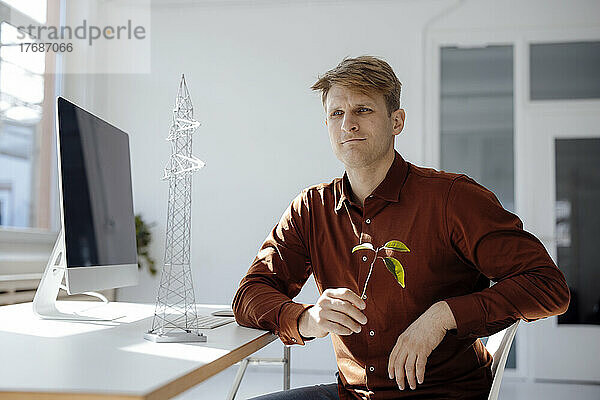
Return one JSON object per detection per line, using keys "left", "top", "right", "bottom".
{"left": 341, "top": 115, "right": 358, "bottom": 133}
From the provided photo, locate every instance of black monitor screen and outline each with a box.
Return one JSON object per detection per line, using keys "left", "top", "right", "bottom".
{"left": 57, "top": 97, "right": 137, "bottom": 268}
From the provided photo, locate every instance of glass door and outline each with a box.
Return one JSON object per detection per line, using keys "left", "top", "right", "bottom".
{"left": 524, "top": 110, "right": 600, "bottom": 382}
{"left": 522, "top": 41, "right": 600, "bottom": 382}
{"left": 554, "top": 139, "right": 600, "bottom": 327}
{"left": 431, "top": 23, "right": 600, "bottom": 382}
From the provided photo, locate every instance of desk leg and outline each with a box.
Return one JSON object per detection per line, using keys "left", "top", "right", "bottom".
{"left": 283, "top": 346, "right": 290, "bottom": 390}
{"left": 227, "top": 345, "right": 291, "bottom": 399}
{"left": 227, "top": 358, "right": 249, "bottom": 400}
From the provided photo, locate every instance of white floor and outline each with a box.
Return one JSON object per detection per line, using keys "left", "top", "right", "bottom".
{"left": 174, "top": 365, "right": 600, "bottom": 400}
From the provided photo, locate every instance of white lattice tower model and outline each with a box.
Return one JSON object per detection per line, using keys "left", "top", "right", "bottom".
{"left": 147, "top": 74, "right": 205, "bottom": 340}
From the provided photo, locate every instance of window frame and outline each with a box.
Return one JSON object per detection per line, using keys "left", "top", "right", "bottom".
{"left": 0, "top": 0, "right": 60, "bottom": 275}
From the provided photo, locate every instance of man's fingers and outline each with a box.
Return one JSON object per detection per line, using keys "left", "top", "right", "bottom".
{"left": 416, "top": 354, "right": 427, "bottom": 385}
{"left": 327, "top": 298, "right": 368, "bottom": 325}
{"left": 394, "top": 352, "right": 408, "bottom": 390}
{"left": 388, "top": 342, "right": 400, "bottom": 379}
{"left": 322, "top": 320, "right": 354, "bottom": 336}
{"left": 324, "top": 310, "right": 362, "bottom": 333}
{"left": 327, "top": 288, "right": 366, "bottom": 310}
{"left": 404, "top": 353, "right": 417, "bottom": 390}
{"left": 312, "top": 287, "right": 369, "bottom": 337}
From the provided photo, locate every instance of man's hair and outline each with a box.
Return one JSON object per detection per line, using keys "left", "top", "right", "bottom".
{"left": 311, "top": 56, "right": 402, "bottom": 115}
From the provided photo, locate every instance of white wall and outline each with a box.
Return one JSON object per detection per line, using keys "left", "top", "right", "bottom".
{"left": 61, "top": 0, "right": 600, "bottom": 375}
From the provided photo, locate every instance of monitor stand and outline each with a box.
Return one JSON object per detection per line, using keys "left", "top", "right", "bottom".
{"left": 32, "top": 230, "right": 124, "bottom": 321}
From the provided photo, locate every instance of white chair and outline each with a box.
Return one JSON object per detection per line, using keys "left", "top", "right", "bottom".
{"left": 484, "top": 320, "right": 520, "bottom": 400}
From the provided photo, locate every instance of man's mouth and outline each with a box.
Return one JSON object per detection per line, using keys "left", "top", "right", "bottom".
{"left": 341, "top": 138, "right": 366, "bottom": 144}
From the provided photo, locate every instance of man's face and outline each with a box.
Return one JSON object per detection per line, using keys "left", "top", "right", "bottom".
{"left": 325, "top": 85, "right": 405, "bottom": 169}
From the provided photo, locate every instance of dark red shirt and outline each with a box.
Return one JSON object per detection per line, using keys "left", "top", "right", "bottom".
{"left": 233, "top": 151, "right": 570, "bottom": 399}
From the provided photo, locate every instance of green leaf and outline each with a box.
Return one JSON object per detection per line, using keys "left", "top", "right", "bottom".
{"left": 352, "top": 243, "right": 375, "bottom": 253}
{"left": 382, "top": 257, "right": 396, "bottom": 275}
{"left": 383, "top": 240, "right": 410, "bottom": 252}
{"left": 135, "top": 214, "right": 158, "bottom": 275}
{"left": 382, "top": 257, "right": 405, "bottom": 288}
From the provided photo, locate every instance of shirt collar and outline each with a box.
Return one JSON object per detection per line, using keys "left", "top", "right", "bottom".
{"left": 335, "top": 150, "right": 409, "bottom": 212}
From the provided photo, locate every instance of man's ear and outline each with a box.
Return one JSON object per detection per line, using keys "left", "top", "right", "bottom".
{"left": 391, "top": 109, "right": 405, "bottom": 136}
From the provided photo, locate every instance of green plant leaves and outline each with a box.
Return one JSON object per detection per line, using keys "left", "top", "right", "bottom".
{"left": 383, "top": 240, "right": 410, "bottom": 252}
{"left": 382, "top": 257, "right": 405, "bottom": 288}
{"left": 351, "top": 240, "right": 408, "bottom": 289}
{"left": 135, "top": 214, "right": 157, "bottom": 275}
{"left": 352, "top": 243, "right": 375, "bottom": 253}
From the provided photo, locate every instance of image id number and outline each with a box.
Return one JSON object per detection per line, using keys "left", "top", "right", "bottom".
{"left": 20, "top": 42, "right": 73, "bottom": 52}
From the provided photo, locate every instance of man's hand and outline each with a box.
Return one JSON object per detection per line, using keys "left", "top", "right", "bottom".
{"left": 298, "top": 288, "right": 367, "bottom": 338}
{"left": 388, "top": 301, "right": 457, "bottom": 391}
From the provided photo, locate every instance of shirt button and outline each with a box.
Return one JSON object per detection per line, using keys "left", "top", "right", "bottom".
{"left": 365, "top": 218, "right": 371, "bottom": 224}
{"left": 369, "top": 366, "right": 375, "bottom": 372}
{"left": 362, "top": 256, "right": 368, "bottom": 262}
{"left": 369, "top": 330, "right": 375, "bottom": 336}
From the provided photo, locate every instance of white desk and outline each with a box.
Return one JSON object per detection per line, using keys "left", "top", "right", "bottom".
{"left": 0, "top": 301, "right": 277, "bottom": 399}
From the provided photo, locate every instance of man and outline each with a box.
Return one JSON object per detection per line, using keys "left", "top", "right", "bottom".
{"left": 232, "top": 56, "right": 570, "bottom": 399}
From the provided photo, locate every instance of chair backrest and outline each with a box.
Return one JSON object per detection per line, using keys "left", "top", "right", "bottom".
{"left": 484, "top": 320, "right": 520, "bottom": 400}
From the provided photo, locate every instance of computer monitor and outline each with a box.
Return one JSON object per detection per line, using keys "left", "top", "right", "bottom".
{"left": 33, "top": 97, "right": 139, "bottom": 320}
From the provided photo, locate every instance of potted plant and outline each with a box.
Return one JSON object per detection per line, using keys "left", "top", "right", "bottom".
{"left": 135, "top": 214, "right": 157, "bottom": 276}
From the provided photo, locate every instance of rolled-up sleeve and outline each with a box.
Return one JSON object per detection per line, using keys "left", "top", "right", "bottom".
{"left": 232, "top": 189, "right": 314, "bottom": 345}
{"left": 443, "top": 175, "right": 570, "bottom": 339}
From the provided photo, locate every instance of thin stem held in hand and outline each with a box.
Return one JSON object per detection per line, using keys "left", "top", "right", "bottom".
{"left": 361, "top": 247, "right": 382, "bottom": 299}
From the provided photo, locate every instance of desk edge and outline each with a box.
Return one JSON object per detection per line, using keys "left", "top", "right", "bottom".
{"left": 144, "top": 331, "right": 278, "bottom": 400}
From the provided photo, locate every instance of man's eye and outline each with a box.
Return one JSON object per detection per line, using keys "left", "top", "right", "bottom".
{"left": 358, "top": 107, "right": 371, "bottom": 113}
{"left": 331, "top": 110, "right": 343, "bottom": 116}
